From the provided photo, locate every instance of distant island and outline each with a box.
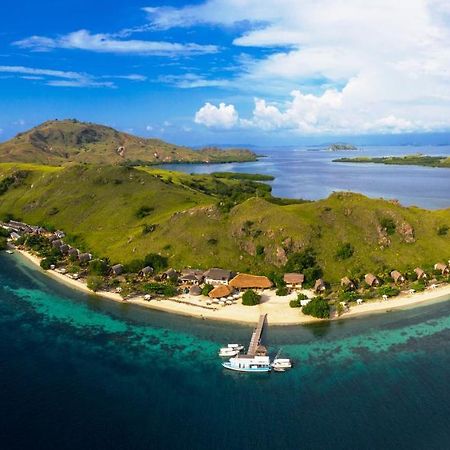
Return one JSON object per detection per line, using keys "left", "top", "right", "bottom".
{"left": 327, "top": 143, "right": 358, "bottom": 151}
{"left": 334, "top": 154, "right": 450, "bottom": 168}
{"left": 0, "top": 119, "right": 258, "bottom": 166}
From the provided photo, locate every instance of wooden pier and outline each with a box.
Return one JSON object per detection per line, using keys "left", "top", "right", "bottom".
{"left": 247, "top": 314, "right": 267, "bottom": 356}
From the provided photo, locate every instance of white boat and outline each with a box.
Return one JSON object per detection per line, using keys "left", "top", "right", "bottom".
{"left": 5, "top": 250, "right": 14, "bottom": 254}
{"left": 218, "top": 344, "right": 244, "bottom": 357}
{"left": 271, "top": 358, "right": 292, "bottom": 371}
{"left": 222, "top": 355, "right": 271, "bottom": 372}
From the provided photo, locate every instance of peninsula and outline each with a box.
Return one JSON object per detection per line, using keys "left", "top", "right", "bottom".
{"left": 334, "top": 154, "right": 450, "bottom": 168}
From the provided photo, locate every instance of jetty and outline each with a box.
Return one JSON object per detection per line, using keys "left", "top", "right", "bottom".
{"left": 246, "top": 314, "right": 267, "bottom": 356}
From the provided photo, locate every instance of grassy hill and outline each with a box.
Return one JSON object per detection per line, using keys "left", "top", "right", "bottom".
{"left": 0, "top": 119, "right": 257, "bottom": 165}
{"left": 334, "top": 154, "right": 450, "bottom": 168}
{"left": 0, "top": 163, "right": 449, "bottom": 284}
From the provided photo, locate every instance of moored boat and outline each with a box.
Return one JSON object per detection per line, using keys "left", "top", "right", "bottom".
{"left": 5, "top": 250, "right": 14, "bottom": 254}
{"left": 222, "top": 355, "right": 271, "bottom": 372}
{"left": 271, "top": 358, "right": 292, "bottom": 371}
{"left": 218, "top": 344, "right": 244, "bottom": 357}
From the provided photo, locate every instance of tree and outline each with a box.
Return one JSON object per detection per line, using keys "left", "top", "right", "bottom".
{"left": 242, "top": 289, "right": 261, "bottom": 306}
{"left": 302, "top": 296, "right": 330, "bottom": 318}
{"left": 88, "top": 259, "right": 109, "bottom": 276}
{"left": 40, "top": 257, "right": 57, "bottom": 270}
{"left": 0, "top": 237, "right": 7, "bottom": 251}
{"left": 284, "top": 248, "right": 323, "bottom": 288}
{"left": 87, "top": 276, "right": 103, "bottom": 292}
{"left": 201, "top": 284, "right": 214, "bottom": 296}
{"left": 335, "top": 242, "right": 354, "bottom": 261}
{"left": 143, "top": 253, "right": 168, "bottom": 273}
{"left": 276, "top": 286, "right": 289, "bottom": 296}
{"left": 377, "top": 286, "right": 400, "bottom": 298}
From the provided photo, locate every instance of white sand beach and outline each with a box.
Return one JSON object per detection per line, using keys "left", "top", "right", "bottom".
{"left": 13, "top": 248, "right": 450, "bottom": 325}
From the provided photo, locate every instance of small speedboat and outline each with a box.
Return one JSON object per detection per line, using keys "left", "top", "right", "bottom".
{"left": 271, "top": 358, "right": 292, "bottom": 371}
{"left": 5, "top": 250, "right": 14, "bottom": 254}
{"left": 218, "top": 344, "right": 244, "bottom": 357}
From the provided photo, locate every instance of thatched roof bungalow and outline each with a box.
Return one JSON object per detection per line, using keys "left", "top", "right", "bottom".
{"left": 59, "top": 244, "right": 69, "bottom": 255}
{"left": 189, "top": 285, "right": 202, "bottom": 296}
{"left": 78, "top": 252, "right": 92, "bottom": 263}
{"left": 365, "top": 273, "right": 380, "bottom": 287}
{"left": 111, "top": 264, "right": 124, "bottom": 276}
{"left": 391, "top": 270, "right": 405, "bottom": 283}
{"left": 229, "top": 273, "right": 273, "bottom": 290}
{"left": 51, "top": 239, "right": 62, "bottom": 248}
{"left": 434, "top": 263, "right": 449, "bottom": 275}
{"left": 161, "top": 268, "right": 179, "bottom": 280}
{"left": 208, "top": 285, "right": 233, "bottom": 299}
{"left": 139, "top": 266, "right": 154, "bottom": 277}
{"left": 180, "top": 269, "right": 204, "bottom": 285}
{"left": 283, "top": 273, "right": 305, "bottom": 287}
{"left": 414, "top": 268, "right": 427, "bottom": 280}
{"left": 67, "top": 248, "right": 79, "bottom": 258}
{"left": 340, "top": 277, "right": 355, "bottom": 290}
{"left": 314, "top": 279, "right": 326, "bottom": 293}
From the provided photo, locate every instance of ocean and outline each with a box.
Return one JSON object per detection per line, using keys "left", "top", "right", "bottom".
{"left": 1, "top": 253, "right": 450, "bottom": 450}
{"left": 161, "top": 145, "right": 450, "bottom": 209}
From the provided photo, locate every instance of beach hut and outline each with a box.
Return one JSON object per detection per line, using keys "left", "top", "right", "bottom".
{"left": 78, "top": 253, "right": 92, "bottom": 264}
{"left": 365, "top": 273, "right": 380, "bottom": 287}
{"left": 208, "top": 285, "right": 233, "bottom": 299}
{"left": 283, "top": 273, "right": 305, "bottom": 288}
{"left": 180, "top": 269, "right": 204, "bottom": 285}
{"left": 51, "top": 239, "right": 62, "bottom": 248}
{"left": 414, "top": 268, "right": 427, "bottom": 280}
{"left": 314, "top": 279, "right": 326, "bottom": 293}
{"left": 434, "top": 263, "right": 449, "bottom": 275}
{"left": 340, "top": 277, "right": 355, "bottom": 290}
{"left": 140, "top": 266, "right": 154, "bottom": 277}
{"left": 67, "top": 248, "right": 79, "bottom": 258}
{"left": 229, "top": 273, "right": 273, "bottom": 290}
{"left": 59, "top": 244, "right": 69, "bottom": 255}
{"left": 189, "top": 285, "right": 202, "bottom": 296}
{"left": 390, "top": 270, "right": 405, "bottom": 284}
{"left": 161, "top": 268, "right": 179, "bottom": 281}
{"left": 111, "top": 264, "right": 124, "bottom": 276}
{"left": 203, "top": 268, "right": 233, "bottom": 285}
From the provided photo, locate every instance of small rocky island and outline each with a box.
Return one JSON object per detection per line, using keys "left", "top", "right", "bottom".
{"left": 327, "top": 143, "right": 358, "bottom": 151}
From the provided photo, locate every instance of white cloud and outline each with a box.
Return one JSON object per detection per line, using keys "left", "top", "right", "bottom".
{"left": 0, "top": 65, "right": 146, "bottom": 88}
{"left": 160, "top": 73, "right": 229, "bottom": 88}
{"left": 14, "top": 29, "right": 218, "bottom": 56}
{"left": 152, "top": 0, "right": 450, "bottom": 134}
{"left": 194, "top": 102, "right": 239, "bottom": 129}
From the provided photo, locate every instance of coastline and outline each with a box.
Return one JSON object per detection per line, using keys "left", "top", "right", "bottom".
{"left": 11, "top": 248, "right": 450, "bottom": 326}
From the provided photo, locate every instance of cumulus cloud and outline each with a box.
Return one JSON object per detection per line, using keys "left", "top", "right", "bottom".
{"left": 160, "top": 73, "right": 229, "bottom": 88}
{"left": 152, "top": 0, "right": 450, "bottom": 134}
{"left": 13, "top": 29, "right": 218, "bottom": 56}
{"left": 194, "top": 102, "right": 239, "bottom": 129}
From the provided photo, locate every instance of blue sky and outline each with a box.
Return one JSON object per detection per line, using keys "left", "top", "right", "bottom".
{"left": 2, "top": 0, "right": 450, "bottom": 146}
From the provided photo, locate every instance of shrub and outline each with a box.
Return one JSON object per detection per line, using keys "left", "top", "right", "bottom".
{"left": 143, "top": 253, "right": 168, "bottom": 273}
{"left": 302, "top": 296, "right": 330, "bottom": 318}
{"left": 380, "top": 217, "right": 396, "bottom": 235}
{"left": 201, "top": 284, "right": 214, "bottom": 296}
{"left": 284, "top": 248, "right": 322, "bottom": 288}
{"left": 207, "top": 238, "right": 218, "bottom": 245}
{"left": 410, "top": 281, "right": 426, "bottom": 292}
{"left": 142, "top": 224, "right": 157, "bottom": 235}
{"left": 0, "top": 237, "right": 7, "bottom": 250}
{"left": 87, "top": 276, "right": 104, "bottom": 292}
{"left": 40, "top": 257, "right": 57, "bottom": 270}
{"left": 335, "top": 242, "right": 354, "bottom": 260}
{"left": 88, "top": 259, "right": 109, "bottom": 276}
{"left": 143, "top": 282, "right": 177, "bottom": 297}
{"left": 135, "top": 206, "right": 154, "bottom": 219}
{"left": 377, "top": 285, "right": 400, "bottom": 298}
{"left": 289, "top": 299, "right": 301, "bottom": 308}
{"left": 276, "top": 286, "right": 289, "bottom": 296}
{"left": 437, "top": 225, "right": 449, "bottom": 236}
{"left": 242, "top": 289, "right": 261, "bottom": 306}
{"left": 256, "top": 244, "right": 265, "bottom": 256}
{"left": 0, "top": 228, "right": 11, "bottom": 238}
{"left": 297, "top": 293, "right": 308, "bottom": 300}
{"left": 339, "top": 291, "right": 358, "bottom": 302}
{"left": 124, "top": 259, "right": 145, "bottom": 274}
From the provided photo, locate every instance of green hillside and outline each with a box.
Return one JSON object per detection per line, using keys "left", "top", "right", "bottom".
{"left": 334, "top": 154, "right": 450, "bottom": 168}
{"left": 0, "top": 119, "right": 257, "bottom": 165}
{"left": 0, "top": 163, "right": 449, "bottom": 284}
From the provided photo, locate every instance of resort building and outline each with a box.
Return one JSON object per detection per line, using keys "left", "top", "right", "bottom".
{"left": 414, "top": 268, "right": 427, "bottom": 280}
{"left": 78, "top": 253, "right": 92, "bottom": 264}
{"left": 67, "top": 248, "right": 79, "bottom": 258}
{"left": 434, "top": 263, "right": 449, "bottom": 275}
{"left": 340, "top": 277, "right": 355, "bottom": 290}
{"left": 189, "top": 285, "right": 202, "bottom": 296}
{"left": 208, "top": 285, "right": 233, "bottom": 299}
{"left": 283, "top": 273, "right": 305, "bottom": 288}
{"left": 179, "top": 269, "right": 204, "bottom": 285}
{"left": 314, "top": 279, "right": 326, "bottom": 293}
{"left": 229, "top": 273, "right": 273, "bottom": 291}
{"left": 111, "top": 264, "right": 124, "bottom": 276}
{"left": 365, "top": 273, "right": 380, "bottom": 287}
{"left": 203, "top": 268, "right": 233, "bottom": 285}
{"left": 391, "top": 270, "right": 405, "bottom": 284}
{"left": 161, "top": 268, "right": 179, "bottom": 281}
{"left": 139, "top": 266, "right": 154, "bottom": 277}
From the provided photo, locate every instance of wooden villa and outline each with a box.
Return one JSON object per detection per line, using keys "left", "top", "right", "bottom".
{"left": 189, "top": 285, "right": 202, "bottom": 296}
{"left": 391, "top": 270, "right": 405, "bottom": 284}
{"left": 414, "top": 267, "right": 427, "bottom": 280}
{"left": 229, "top": 273, "right": 273, "bottom": 290}
{"left": 434, "top": 263, "right": 449, "bottom": 275}
{"left": 340, "top": 276, "right": 355, "bottom": 290}
{"left": 365, "top": 273, "right": 380, "bottom": 287}
{"left": 139, "top": 266, "right": 154, "bottom": 277}
{"left": 59, "top": 244, "right": 69, "bottom": 255}
{"left": 179, "top": 269, "right": 204, "bottom": 285}
{"left": 111, "top": 264, "right": 124, "bottom": 276}
{"left": 283, "top": 273, "right": 305, "bottom": 288}
{"left": 314, "top": 278, "right": 326, "bottom": 293}
{"left": 67, "top": 248, "right": 79, "bottom": 258}
{"left": 161, "top": 268, "right": 179, "bottom": 281}
{"left": 78, "top": 253, "right": 92, "bottom": 264}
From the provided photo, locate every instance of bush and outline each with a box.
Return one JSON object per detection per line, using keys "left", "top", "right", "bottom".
{"left": 207, "top": 238, "right": 218, "bottom": 245}
{"left": 40, "top": 257, "right": 57, "bottom": 270}
{"left": 242, "top": 289, "right": 261, "bottom": 306}
{"left": 284, "top": 248, "right": 323, "bottom": 288}
{"left": 256, "top": 245, "right": 265, "bottom": 256}
{"left": 124, "top": 259, "right": 145, "bottom": 274}
{"left": 380, "top": 217, "right": 396, "bottom": 235}
{"left": 87, "top": 276, "right": 104, "bottom": 292}
{"left": 88, "top": 259, "right": 109, "bottom": 276}
{"left": 143, "top": 253, "right": 168, "bottom": 273}
{"left": 302, "top": 296, "right": 330, "bottom": 318}
{"left": 297, "top": 293, "right": 308, "bottom": 300}
{"left": 289, "top": 299, "right": 301, "bottom": 308}
{"left": 0, "top": 228, "right": 10, "bottom": 238}
{"left": 143, "top": 282, "right": 177, "bottom": 297}
{"left": 142, "top": 224, "right": 157, "bottom": 235}
{"left": 201, "top": 284, "right": 214, "bottom": 296}
{"left": 136, "top": 206, "right": 154, "bottom": 219}
{"left": 339, "top": 291, "right": 358, "bottom": 302}
{"left": 335, "top": 242, "right": 354, "bottom": 260}
{"left": 276, "top": 286, "right": 289, "bottom": 296}
{"left": 410, "top": 281, "right": 426, "bottom": 292}
{"left": 437, "top": 225, "right": 449, "bottom": 236}
{"left": 377, "top": 285, "right": 400, "bottom": 298}
{"left": 0, "top": 237, "right": 7, "bottom": 250}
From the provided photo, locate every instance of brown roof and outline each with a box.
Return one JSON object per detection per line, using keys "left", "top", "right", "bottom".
{"left": 283, "top": 273, "right": 305, "bottom": 284}
{"left": 314, "top": 279, "right": 326, "bottom": 291}
{"left": 203, "top": 268, "right": 232, "bottom": 282}
{"left": 189, "top": 285, "right": 202, "bottom": 296}
{"left": 340, "top": 277, "right": 355, "bottom": 287}
{"left": 414, "top": 267, "right": 426, "bottom": 278}
{"left": 229, "top": 273, "right": 273, "bottom": 289}
{"left": 434, "top": 263, "right": 448, "bottom": 272}
{"left": 208, "top": 285, "right": 233, "bottom": 298}
{"left": 365, "top": 273, "right": 379, "bottom": 286}
{"left": 390, "top": 270, "right": 404, "bottom": 282}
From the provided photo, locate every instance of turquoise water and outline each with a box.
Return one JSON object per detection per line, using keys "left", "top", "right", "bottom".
{"left": 161, "top": 146, "right": 450, "bottom": 209}
{"left": 1, "top": 253, "right": 450, "bottom": 449}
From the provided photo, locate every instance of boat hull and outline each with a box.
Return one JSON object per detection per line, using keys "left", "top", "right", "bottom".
{"left": 222, "top": 362, "right": 271, "bottom": 373}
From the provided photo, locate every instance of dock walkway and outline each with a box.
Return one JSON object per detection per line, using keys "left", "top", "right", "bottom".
{"left": 247, "top": 314, "right": 267, "bottom": 356}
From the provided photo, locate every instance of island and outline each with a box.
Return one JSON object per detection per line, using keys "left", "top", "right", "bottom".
{"left": 327, "top": 143, "right": 358, "bottom": 151}
{"left": 334, "top": 154, "right": 450, "bottom": 168}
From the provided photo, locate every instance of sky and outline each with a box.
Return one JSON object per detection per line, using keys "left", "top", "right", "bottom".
{"left": 2, "top": 0, "right": 450, "bottom": 146}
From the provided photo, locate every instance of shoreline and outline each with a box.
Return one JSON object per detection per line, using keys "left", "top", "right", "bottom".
{"left": 11, "top": 248, "right": 450, "bottom": 326}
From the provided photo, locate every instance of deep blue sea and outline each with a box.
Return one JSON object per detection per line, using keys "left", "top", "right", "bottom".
{"left": 1, "top": 253, "right": 450, "bottom": 449}
{"left": 162, "top": 146, "right": 450, "bottom": 209}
